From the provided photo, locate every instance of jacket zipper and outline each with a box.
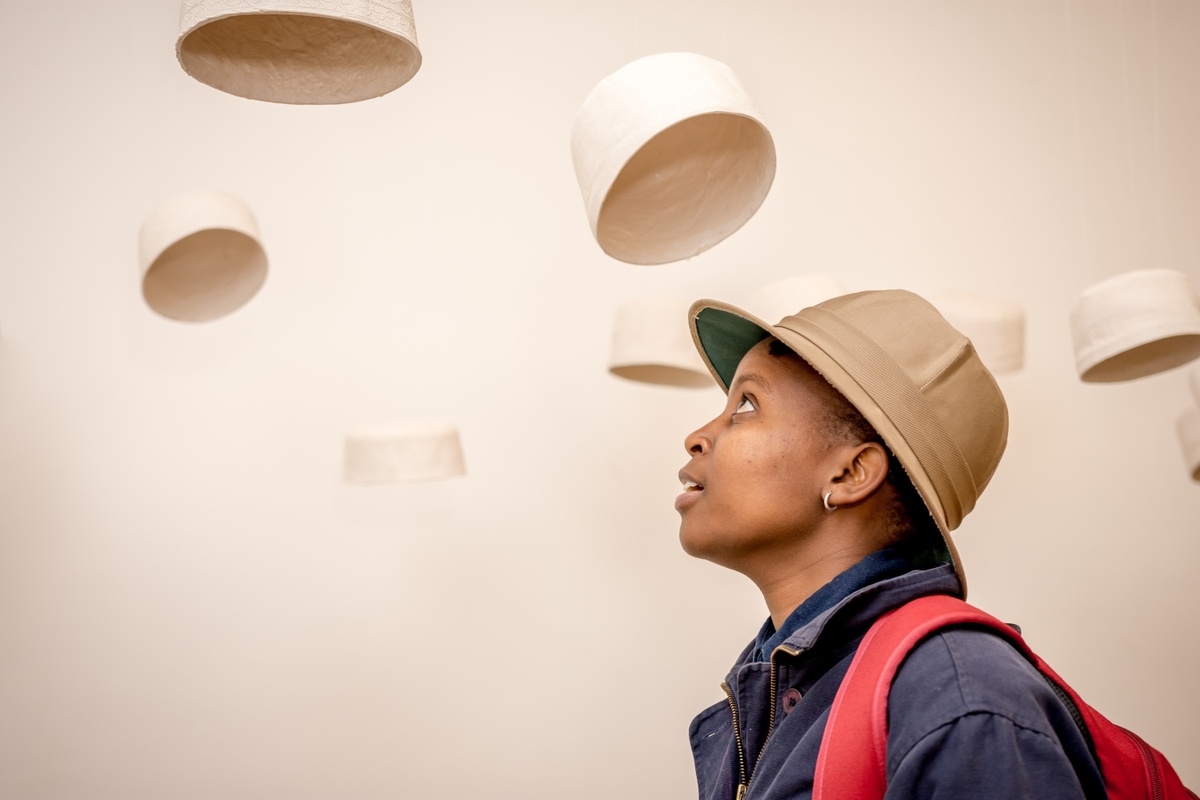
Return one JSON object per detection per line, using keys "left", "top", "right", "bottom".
{"left": 720, "top": 682, "right": 749, "bottom": 800}
{"left": 721, "top": 645, "right": 798, "bottom": 800}
{"left": 1122, "top": 727, "right": 1164, "bottom": 800}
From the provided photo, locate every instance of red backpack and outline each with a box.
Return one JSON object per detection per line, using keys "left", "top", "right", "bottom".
{"left": 813, "top": 594, "right": 1196, "bottom": 800}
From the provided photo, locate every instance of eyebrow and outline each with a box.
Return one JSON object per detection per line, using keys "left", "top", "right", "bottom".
{"left": 729, "top": 373, "right": 768, "bottom": 393}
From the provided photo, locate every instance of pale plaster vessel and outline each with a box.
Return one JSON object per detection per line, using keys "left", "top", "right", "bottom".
{"left": 139, "top": 189, "right": 268, "bottom": 323}
{"left": 571, "top": 52, "right": 775, "bottom": 265}
{"left": 609, "top": 296, "right": 713, "bottom": 388}
{"left": 177, "top": 0, "right": 422, "bottom": 104}
{"left": 745, "top": 275, "right": 850, "bottom": 328}
{"left": 929, "top": 292, "right": 1025, "bottom": 374}
{"left": 343, "top": 424, "right": 466, "bottom": 484}
{"left": 1070, "top": 268, "right": 1200, "bottom": 382}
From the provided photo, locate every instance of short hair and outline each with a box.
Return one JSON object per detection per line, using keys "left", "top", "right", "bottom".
{"left": 766, "top": 338, "right": 940, "bottom": 547}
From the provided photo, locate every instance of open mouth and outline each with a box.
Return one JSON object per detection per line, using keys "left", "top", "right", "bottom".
{"left": 682, "top": 480, "right": 704, "bottom": 493}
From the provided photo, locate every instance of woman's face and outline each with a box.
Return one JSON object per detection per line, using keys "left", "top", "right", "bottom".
{"left": 676, "top": 338, "right": 849, "bottom": 575}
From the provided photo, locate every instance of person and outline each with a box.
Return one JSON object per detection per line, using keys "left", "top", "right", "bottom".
{"left": 676, "top": 290, "right": 1105, "bottom": 799}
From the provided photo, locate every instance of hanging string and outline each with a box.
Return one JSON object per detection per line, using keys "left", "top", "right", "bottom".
{"left": 722, "top": 1, "right": 730, "bottom": 56}
{"left": 1063, "top": 0, "right": 1096, "bottom": 278}
{"left": 1150, "top": 0, "right": 1167, "bottom": 272}
{"left": 1115, "top": 0, "right": 1143, "bottom": 271}
{"left": 633, "top": 0, "right": 640, "bottom": 55}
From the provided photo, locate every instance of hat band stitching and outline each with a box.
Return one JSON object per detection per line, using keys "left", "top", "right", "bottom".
{"left": 918, "top": 339, "right": 969, "bottom": 392}
{"left": 784, "top": 308, "right": 974, "bottom": 527}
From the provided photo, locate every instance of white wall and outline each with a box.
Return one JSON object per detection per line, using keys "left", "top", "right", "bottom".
{"left": 0, "top": 1, "right": 1196, "bottom": 797}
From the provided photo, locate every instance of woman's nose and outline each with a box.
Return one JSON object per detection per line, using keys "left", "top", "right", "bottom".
{"left": 684, "top": 423, "right": 712, "bottom": 456}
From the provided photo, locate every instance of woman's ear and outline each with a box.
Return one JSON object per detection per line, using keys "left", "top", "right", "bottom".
{"left": 827, "top": 441, "right": 890, "bottom": 507}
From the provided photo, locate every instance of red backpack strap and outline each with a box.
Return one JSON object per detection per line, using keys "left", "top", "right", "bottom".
{"left": 813, "top": 594, "right": 1027, "bottom": 800}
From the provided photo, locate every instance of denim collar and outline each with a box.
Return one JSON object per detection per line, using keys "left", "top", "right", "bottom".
{"left": 750, "top": 541, "right": 945, "bottom": 662}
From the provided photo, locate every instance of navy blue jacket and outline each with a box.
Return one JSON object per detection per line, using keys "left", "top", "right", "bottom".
{"left": 689, "top": 564, "right": 1107, "bottom": 799}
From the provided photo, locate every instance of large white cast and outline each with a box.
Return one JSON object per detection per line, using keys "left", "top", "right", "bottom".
{"left": 139, "top": 189, "right": 268, "bottom": 323}
{"left": 745, "top": 276, "right": 850, "bottom": 330}
{"left": 177, "top": 0, "right": 422, "bottom": 104}
{"left": 1070, "top": 268, "right": 1200, "bottom": 382}
{"left": 609, "top": 296, "right": 714, "bottom": 388}
{"left": 571, "top": 52, "right": 775, "bottom": 266}
{"left": 343, "top": 424, "right": 466, "bottom": 484}
{"left": 929, "top": 292, "right": 1026, "bottom": 375}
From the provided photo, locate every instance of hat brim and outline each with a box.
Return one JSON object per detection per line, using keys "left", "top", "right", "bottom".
{"left": 688, "top": 299, "right": 968, "bottom": 595}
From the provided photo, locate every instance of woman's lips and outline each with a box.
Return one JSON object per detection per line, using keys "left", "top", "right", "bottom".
{"left": 675, "top": 479, "right": 704, "bottom": 511}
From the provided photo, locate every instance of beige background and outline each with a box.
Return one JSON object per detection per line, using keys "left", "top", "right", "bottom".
{"left": 0, "top": 1, "right": 1197, "bottom": 796}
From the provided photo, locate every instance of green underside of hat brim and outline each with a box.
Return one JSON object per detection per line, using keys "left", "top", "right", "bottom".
{"left": 694, "top": 307, "right": 772, "bottom": 390}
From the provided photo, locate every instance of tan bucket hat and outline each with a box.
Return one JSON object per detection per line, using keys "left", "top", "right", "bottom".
{"left": 689, "top": 290, "right": 1010, "bottom": 595}
{"left": 177, "top": 0, "right": 421, "bottom": 104}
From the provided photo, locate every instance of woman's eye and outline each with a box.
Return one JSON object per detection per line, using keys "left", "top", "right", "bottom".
{"left": 734, "top": 397, "right": 756, "bottom": 415}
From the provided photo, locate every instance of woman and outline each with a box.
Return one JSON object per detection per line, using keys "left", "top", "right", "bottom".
{"left": 677, "top": 290, "right": 1103, "bottom": 799}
